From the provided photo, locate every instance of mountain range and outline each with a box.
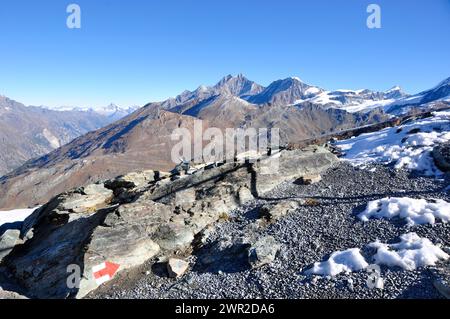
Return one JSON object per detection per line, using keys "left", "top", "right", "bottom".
{"left": 40, "top": 103, "right": 140, "bottom": 121}
{"left": 0, "top": 74, "right": 449, "bottom": 209}
{"left": 0, "top": 98, "right": 138, "bottom": 176}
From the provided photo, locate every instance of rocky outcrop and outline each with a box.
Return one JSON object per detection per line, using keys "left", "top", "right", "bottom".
{"left": 433, "top": 142, "right": 450, "bottom": 172}
{"left": 253, "top": 146, "right": 336, "bottom": 195}
{"left": 2, "top": 147, "right": 338, "bottom": 298}
{"left": 105, "top": 170, "right": 162, "bottom": 189}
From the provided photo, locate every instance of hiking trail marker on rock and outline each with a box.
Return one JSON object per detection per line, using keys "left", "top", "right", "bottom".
{"left": 92, "top": 262, "right": 120, "bottom": 285}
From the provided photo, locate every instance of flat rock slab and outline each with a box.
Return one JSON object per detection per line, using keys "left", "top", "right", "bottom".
{"left": 254, "top": 146, "right": 337, "bottom": 195}
{"left": 167, "top": 258, "right": 189, "bottom": 278}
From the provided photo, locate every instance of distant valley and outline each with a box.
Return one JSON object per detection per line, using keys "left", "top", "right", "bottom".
{"left": 0, "top": 96, "right": 138, "bottom": 176}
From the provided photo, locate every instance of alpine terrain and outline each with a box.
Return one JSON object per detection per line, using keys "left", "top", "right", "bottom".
{"left": 0, "top": 75, "right": 449, "bottom": 300}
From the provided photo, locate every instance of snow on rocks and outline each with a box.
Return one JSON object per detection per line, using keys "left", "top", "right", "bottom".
{"left": 305, "top": 248, "right": 369, "bottom": 276}
{"left": 335, "top": 111, "right": 450, "bottom": 175}
{"left": 306, "top": 233, "right": 448, "bottom": 277}
{"left": 0, "top": 207, "right": 39, "bottom": 227}
{"left": 369, "top": 233, "right": 449, "bottom": 271}
{"left": 358, "top": 197, "right": 450, "bottom": 226}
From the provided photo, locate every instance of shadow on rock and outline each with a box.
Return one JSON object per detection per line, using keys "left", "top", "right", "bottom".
{"left": 193, "top": 239, "right": 251, "bottom": 274}
{"left": 0, "top": 222, "right": 22, "bottom": 237}
{"left": 151, "top": 262, "right": 170, "bottom": 278}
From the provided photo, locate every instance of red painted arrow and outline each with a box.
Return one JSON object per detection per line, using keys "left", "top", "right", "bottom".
{"left": 93, "top": 261, "right": 120, "bottom": 280}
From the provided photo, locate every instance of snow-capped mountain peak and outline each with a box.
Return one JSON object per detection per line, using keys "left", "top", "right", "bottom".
{"left": 384, "top": 86, "right": 407, "bottom": 99}
{"left": 385, "top": 85, "right": 402, "bottom": 93}
{"left": 37, "top": 103, "right": 139, "bottom": 120}
{"left": 94, "top": 103, "right": 120, "bottom": 114}
{"left": 386, "top": 77, "right": 450, "bottom": 114}
{"left": 162, "top": 74, "right": 449, "bottom": 114}
{"left": 93, "top": 103, "right": 136, "bottom": 116}
{"left": 213, "top": 74, "right": 264, "bottom": 97}
{"left": 246, "top": 77, "right": 323, "bottom": 106}
{"left": 298, "top": 87, "right": 406, "bottom": 113}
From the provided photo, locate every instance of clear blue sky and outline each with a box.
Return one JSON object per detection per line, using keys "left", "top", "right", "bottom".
{"left": 0, "top": 0, "right": 449, "bottom": 108}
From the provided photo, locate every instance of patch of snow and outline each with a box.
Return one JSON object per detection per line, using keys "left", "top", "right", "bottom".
{"left": 359, "top": 197, "right": 450, "bottom": 226}
{"left": 0, "top": 207, "right": 39, "bottom": 227}
{"left": 335, "top": 111, "right": 450, "bottom": 176}
{"left": 334, "top": 89, "right": 355, "bottom": 93}
{"left": 307, "top": 91, "right": 338, "bottom": 105}
{"left": 196, "top": 85, "right": 209, "bottom": 92}
{"left": 388, "top": 95, "right": 423, "bottom": 109}
{"left": 306, "top": 248, "right": 369, "bottom": 276}
{"left": 300, "top": 90, "right": 394, "bottom": 113}
{"left": 336, "top": 99, "right": 394, "bottom": 113}
{"left": 291, "top": 99, "right": 306, "bottom": 105}
{"left": 369, "top": 233, "right": 449, "bottom": 271}
{"left": 304, "top": 86, "right": 321, "bottom": 95}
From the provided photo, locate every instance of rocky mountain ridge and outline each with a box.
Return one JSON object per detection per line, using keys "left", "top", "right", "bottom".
{"left": 0, "top": 146, "right": 338, "bottom": 298}
{"left": 0, "top": 75, "right": 448, "bottom": 210}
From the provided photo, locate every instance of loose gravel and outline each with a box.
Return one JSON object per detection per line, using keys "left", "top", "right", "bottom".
{"left": 90, "top": 162, "right": 450, "bottom": 299}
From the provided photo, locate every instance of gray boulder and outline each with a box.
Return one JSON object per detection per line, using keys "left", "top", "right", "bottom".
{"left": 167, "top": 258, "right": 189, "bottom": 278}
{"left": 253, "top": 146, "right": 337, "bottom": 195}
{"left": 248, "top": 236, "right": 281, "bottom": 269}
{"left": 105, "top": 170, "right": 161, "bottom": 189}
{"left": 154, "top": 224, "right": 195, "bottom": 251}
